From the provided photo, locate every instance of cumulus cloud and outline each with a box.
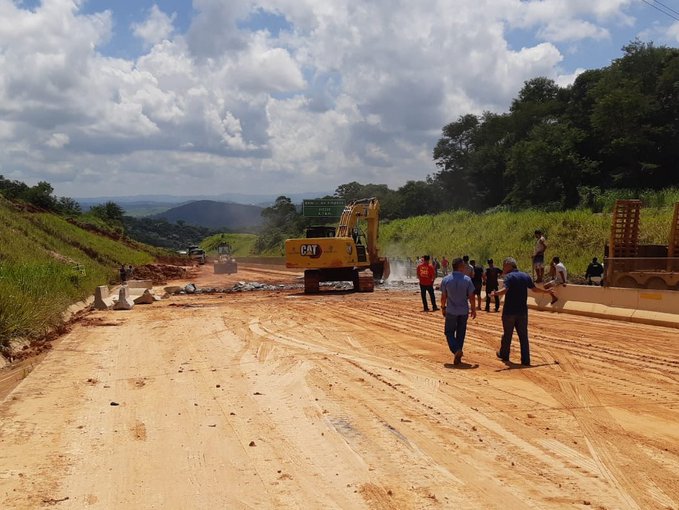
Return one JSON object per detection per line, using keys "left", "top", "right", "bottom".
{"left": 0, "top": 0, "right": 647, "bottom": 197}
{"left": 132, "top": 5, "right": 176, "bottom": 46}
{"left": 45, "top": 132, "right": 70, "bottom": 148}
{"left": 668, "top": 21, "right": 679, "bottom": 42}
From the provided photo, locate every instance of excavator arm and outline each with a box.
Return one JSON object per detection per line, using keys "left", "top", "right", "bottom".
{"left": 336, "top": 198, "right": 381, "bottom": 262}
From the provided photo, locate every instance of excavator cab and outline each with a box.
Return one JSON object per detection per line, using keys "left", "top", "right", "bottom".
{"left": 305, "top": 226, "right": 336, "bottom": 238}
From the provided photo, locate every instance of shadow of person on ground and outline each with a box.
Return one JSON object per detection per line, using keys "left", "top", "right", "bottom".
{"left": 443, "top": 362, "right": 479, "bottom": 370}
{"left": 495, "top": 361, "right": 553, "bottom": 372}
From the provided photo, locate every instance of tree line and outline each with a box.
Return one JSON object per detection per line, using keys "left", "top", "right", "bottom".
{"left": 432, "top": 40, "right": 679, "bottom": 212}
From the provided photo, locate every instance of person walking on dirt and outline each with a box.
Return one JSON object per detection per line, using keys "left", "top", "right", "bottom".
{"left": 119, "top": 264, "right": 127, "bottom": 285}
{"left": 470, "top": 260, "right": 484, "bottom": 311}
{"left": 417, "top": 255, "right": 438, "bottom": 312}
{"left": 483, "top": 258, "right": 502, "bottom": 312}
{"left": 532, "top": 230, "right": 548, "bottom": 283}
{"left": 491, "top": 257, "right": 556, "bottom": 366}
{"left": 440, "top": 258, "right": 476, "bottom": 365}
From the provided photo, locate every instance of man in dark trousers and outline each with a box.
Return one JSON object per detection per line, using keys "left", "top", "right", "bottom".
{"left": 440, "top": 258, "right": 476, "bottom": 365}
{"left": 491, "top": 257, "right": 555, "bottom": 366}
{"left": 417, "top": 255, "right": 438, "bottom": 312}
{"left": 483, "top": 258, "right": 502, "bottom": 312}
{"left": 470, "top": 259, "right": 484, "bottom": 311}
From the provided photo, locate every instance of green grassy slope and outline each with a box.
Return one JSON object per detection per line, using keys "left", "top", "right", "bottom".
{"left": 200, "top": 233, "right": 258, "bottom": 256}
{"left": 0, "top": 197, "right": 161, "bottom": 346}
{"left": 380, "top": 206, "right": 676, "bottom": 279}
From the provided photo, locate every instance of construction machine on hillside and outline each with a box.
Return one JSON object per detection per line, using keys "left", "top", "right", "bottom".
{"left": 285, "top": 197, "right": 390, "bottom": 293}
{"left": 214, "top": 241, "right": 237, "bottom": 274}
{"left": 187, "top": 245, "right": 206, "bottom": 265}
{"left": 605, "top": 200, "right": 679, "bottom": 289}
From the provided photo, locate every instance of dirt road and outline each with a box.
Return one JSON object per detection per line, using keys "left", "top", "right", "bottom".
{"left": 1, "top": 264, "right": 678, "bottom": 509}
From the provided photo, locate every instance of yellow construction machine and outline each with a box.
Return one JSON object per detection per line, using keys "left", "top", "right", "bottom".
{"left": 605, "top": 200, "right": 679, "bottom": 289}
{"left": 285, "top": 197, "right": 390, "bottom": 293}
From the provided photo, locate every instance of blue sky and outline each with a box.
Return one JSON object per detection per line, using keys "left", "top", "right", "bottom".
{"left": 2, "top": 0, "right": 679, "bottom": 199}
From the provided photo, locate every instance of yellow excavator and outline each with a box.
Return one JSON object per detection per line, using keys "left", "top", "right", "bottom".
{"left": 285, "top": 197, "right": 390, "bottom": 293}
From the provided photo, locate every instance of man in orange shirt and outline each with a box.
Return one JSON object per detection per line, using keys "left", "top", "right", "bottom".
{"left": 417, "top": 255, "right": 438, "bottom": 312}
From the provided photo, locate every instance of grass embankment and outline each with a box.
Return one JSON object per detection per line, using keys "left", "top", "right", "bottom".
{"left": 0, "top": 197, "right": 161, "bottom": 347}
{"left": 200, "top": 233, "right": 258, "bottom": 256}
{"left": 380, "top": 206, "right": 676, "bottom": 279}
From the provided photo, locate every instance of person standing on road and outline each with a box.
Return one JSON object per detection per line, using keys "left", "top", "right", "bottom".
{"left": 441, "top": 256, "right": 449, "bottom": 276}
{"left": 491, "top": 257, "right": 556, "bottom": 366}
{"left": 462, "top": 255, "right": 474, "bottom": 277}
{"left": 483, "top": 258, "right": 502, "bottom": 312}
{"left": 440, "top": 258, "right": 476, "bottom": 365}
{"left": 417, "top": 255, "right": 438, "bottom": 312}
{"left": 119, "top": 264, "right": 127, "bottom": 285}
{"left": 470, "top": 260, "right": 484, "bottom": 311}
{"left": 532, "top": 230, "right": 548, "bottom": 283}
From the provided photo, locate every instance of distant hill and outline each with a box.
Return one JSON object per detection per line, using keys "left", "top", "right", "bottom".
{"left": 153, "top": 200, "right": 264, "bottom": 230}
{"left": 76, "top": 191, "right": 331, "bottom": 208}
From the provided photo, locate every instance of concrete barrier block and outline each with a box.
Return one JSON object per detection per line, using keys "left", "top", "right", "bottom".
{"left": 127, "top": 279, "right": 153, "bottom": 289}
{"left": 93, "top": 286, "right": 113, "bottom": 310}
{"left": 113, "top": 286, "right": 135, "bottom": 310}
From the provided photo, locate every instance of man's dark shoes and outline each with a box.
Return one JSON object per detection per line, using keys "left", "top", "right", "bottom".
{"left": 454, "top": 351, "right": 463, "bottom": 365}
{"left": 432, "top": 306, "right": 439, "bottom": 311}
{"left": 496, "top": 351, "right": 509, "bottom": 362}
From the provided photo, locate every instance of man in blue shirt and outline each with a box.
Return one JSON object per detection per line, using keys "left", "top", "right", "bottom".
{"left": 490, "top": 257, "right": 555, "bottom": 366}
{"left": 440, "top": 258, "right": 476, "bottom": 365}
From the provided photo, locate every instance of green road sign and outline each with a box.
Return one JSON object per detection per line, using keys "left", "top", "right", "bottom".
{"left": 302, "top": 199, "right": 346, "bottom": 218}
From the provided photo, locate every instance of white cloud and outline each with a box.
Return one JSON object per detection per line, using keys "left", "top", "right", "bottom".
{"left": 45, "top": 132, "right": 70, "bottom": 148}
{"left": 0, "top": 0, "right": 646, "bottom": 197}
{"left": 132, "top": 5, "right": 176, "bottom": 46}
{"left": 555, "top": 67, "right": 586, "bottom": 87}
{"left": 668, "top": 21, "right": 679, "bottom": 42}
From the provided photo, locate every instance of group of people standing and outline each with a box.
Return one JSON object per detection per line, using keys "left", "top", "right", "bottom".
{"left": 416, "top": 255, "right": 504, "bottom": 314}
{"left": 119, "top": 264, "right": 134, "bottom": 284}
{"left": 416, "top": 230, "right": 566, "bottom": 367}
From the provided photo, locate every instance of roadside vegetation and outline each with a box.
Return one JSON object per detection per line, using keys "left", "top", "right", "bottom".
{"left": 200, "top": 233, "right": 258, "bottom": 256}
{"left": 0, "top": 194, "right": 164, "bottom": 351}
{"left": 380, "top": 203, "right": 676, "bottom": 280}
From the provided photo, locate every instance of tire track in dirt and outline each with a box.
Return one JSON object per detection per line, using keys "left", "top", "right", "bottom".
{"left": 524, "top": 350, "right": 678, "bottom": 509}
{"left": 246, "top": 296, "right": 657, "bottom": 508}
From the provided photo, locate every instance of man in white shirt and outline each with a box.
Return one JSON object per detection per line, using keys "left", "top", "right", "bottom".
{"left": 545, "top": 256, "right": 567, "bottom": 304}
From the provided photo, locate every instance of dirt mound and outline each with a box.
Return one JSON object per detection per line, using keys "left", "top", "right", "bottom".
{"left": 133, "top": 264, "right": 189, "bottom": 284}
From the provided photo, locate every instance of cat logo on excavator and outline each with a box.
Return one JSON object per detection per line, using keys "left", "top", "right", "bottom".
{"left": 300, "top": 244, "right": 323, "bottom": 258}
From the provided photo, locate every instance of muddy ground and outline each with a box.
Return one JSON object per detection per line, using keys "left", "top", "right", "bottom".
{"left": 0, "top": 263, "right": 677, "bottom": 509}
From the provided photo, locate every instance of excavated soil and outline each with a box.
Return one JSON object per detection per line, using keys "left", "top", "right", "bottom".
{"left": 0, "top": 263, "right": 678, "bottom": 509}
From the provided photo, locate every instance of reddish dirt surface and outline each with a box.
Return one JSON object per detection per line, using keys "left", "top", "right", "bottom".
{"left": 0, "top": 263, "right": 678, "bottom": 509}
